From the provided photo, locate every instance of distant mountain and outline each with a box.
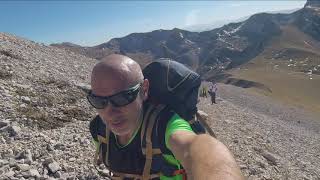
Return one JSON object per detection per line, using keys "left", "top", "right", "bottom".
{"left": 266, "top": 8, "right": 302, "bottom": 14}
{"left": 184, "top": 18, "right": 246, "bottom": 32}
{"left": 185, "top": 8, "right": 300, "bottom": 32}
{"left": 51, "top": 0, "right": 320, "bottom": 78}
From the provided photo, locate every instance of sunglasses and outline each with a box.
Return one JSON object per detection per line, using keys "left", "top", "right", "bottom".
{"left": 87, "top": 83, "right": 142, "bottom": 109}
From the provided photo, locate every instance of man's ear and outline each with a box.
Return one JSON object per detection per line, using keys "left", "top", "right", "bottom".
{"left": 142, "top": 79, "right": 149, "bottom": 101}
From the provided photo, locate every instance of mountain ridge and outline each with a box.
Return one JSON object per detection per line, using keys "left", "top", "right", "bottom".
{"left": 51, "top": 0, "right": 320, "bottom": 81}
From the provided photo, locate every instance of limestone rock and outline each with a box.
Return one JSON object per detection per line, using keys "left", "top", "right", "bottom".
{"left": 47, "top": 161, "right": 61, "bottom": 173}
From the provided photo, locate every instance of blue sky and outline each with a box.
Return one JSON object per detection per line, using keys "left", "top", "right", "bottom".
{"left": 0, "top": 1, "right": 306, "bottom": 46}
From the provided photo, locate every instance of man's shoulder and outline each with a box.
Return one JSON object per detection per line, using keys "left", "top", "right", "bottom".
{"left": 165, "top": 113, "right": 193, "bottom": 134}
{"left": 164, "top": 113, "right": 194, "bottom": 150}
{"left": 89, "top": 115, "right": 106, "bottom": 141}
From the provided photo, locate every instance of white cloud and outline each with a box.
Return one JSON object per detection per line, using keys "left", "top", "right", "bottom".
{"left": 185, "top": 10, "right": 200, "bottom": 26}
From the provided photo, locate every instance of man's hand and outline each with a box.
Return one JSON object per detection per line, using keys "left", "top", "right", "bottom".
{"left": 169, "top": 131, "right": 244, "bottom": 180}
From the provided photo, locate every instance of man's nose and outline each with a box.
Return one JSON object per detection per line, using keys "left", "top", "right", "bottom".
{"left": 100, "top": 103, "right": 119, "bottom": 116}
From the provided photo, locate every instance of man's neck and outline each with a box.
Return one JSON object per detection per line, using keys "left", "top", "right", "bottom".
{"left": 117, "top": 131, "right": 134, "bottom": 146}
{"left": 117, "top": 114, "right": 143, "bottom": 146}
{"left": 117, "top": 108, "right": 144, "bottom": 146}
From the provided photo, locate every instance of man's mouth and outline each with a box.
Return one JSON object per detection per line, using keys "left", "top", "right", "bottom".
{"left": 111, "top": 120, "right": 126, "bottom": 128}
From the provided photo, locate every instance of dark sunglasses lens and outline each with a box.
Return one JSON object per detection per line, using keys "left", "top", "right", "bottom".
{"left": 87, "top": 94, "right": 109, "bottom": 109}
{"left": 109, "top": 94, "right": 131, "bottom": 107}
{"left": 110, "top": 88, "right": 140, "bottom": 107}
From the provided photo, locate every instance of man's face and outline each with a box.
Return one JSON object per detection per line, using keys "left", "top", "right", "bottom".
{"left": 91, "top": 74, "right": 147, "bottom": 137}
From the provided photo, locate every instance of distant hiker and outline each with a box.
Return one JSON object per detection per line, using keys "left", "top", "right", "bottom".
{"left": 200, "top": 85, "right": 208, "bottom": 98}
{"left": 203, "top": 85, "right": 208, "bottom": 98}
{"left": 208, "top": 83, "right": 218, "bottom": 104}
{"left": 87, "top": 54, "right": 243, "bottom": 179}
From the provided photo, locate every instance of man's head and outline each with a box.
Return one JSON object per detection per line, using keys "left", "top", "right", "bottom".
{"left": 89, "top": 54, "right": 149, "bottom": 136}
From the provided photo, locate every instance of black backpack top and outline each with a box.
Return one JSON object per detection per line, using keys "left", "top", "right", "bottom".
{"left": 143, "top": 58, "right": 205, "bottom": 133}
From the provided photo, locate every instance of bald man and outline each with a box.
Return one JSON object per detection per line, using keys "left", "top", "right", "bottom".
{"left": 87, "top": 54, "right": 243, "bottom": 180}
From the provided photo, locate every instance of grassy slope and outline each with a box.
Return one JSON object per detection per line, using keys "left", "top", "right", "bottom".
{"left": 228, "top": 26, "right": 320, "bottom": 117}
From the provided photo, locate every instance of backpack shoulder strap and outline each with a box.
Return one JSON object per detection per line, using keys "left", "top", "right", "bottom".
{"left": 143, "top": 105, "right": 188, "bottom": 178}
{"left": 103, "top": 128, "right": 111, "bottom": 167}
{"left": 89, "top": 115, "right": 105, "bottom": 141}
{"left": 140, "top": 103, "right": 157, "bottom": 150}
{"left": 141, "top": 104, "right": 167, "bottom": 180}
{"left": 89, "top": 115, "right": 111, "bottom": 167}
{"left": 94, "top": 128, "right": 111, "bottom": 167}
{"left": 154, "top": 107, "right": 175, "bottom": 155}
{"left": 89, "top": 115, "right": 112, "bottom": 177}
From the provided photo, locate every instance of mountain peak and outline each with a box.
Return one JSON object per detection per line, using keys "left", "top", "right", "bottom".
{"left": 304, "top": 0, "right": 320, "bottom": 8}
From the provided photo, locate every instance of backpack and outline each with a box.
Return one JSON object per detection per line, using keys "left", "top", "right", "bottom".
{"left": 143, "top": 58, "right": 211, "bottom": 134}
{"left": 90, "top": 58, "right": 214, "bottom": 179}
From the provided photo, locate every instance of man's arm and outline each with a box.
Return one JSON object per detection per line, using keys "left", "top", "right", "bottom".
{"left": 169, "top": 130, "right": 244, "bottom": 180}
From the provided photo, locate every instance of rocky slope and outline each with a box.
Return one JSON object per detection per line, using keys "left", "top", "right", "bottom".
{"left": 199, "top": 84, "right": 320, "bottom": 180}
{"left": 0, "top": 33, "right": 101, "bottom": 179}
